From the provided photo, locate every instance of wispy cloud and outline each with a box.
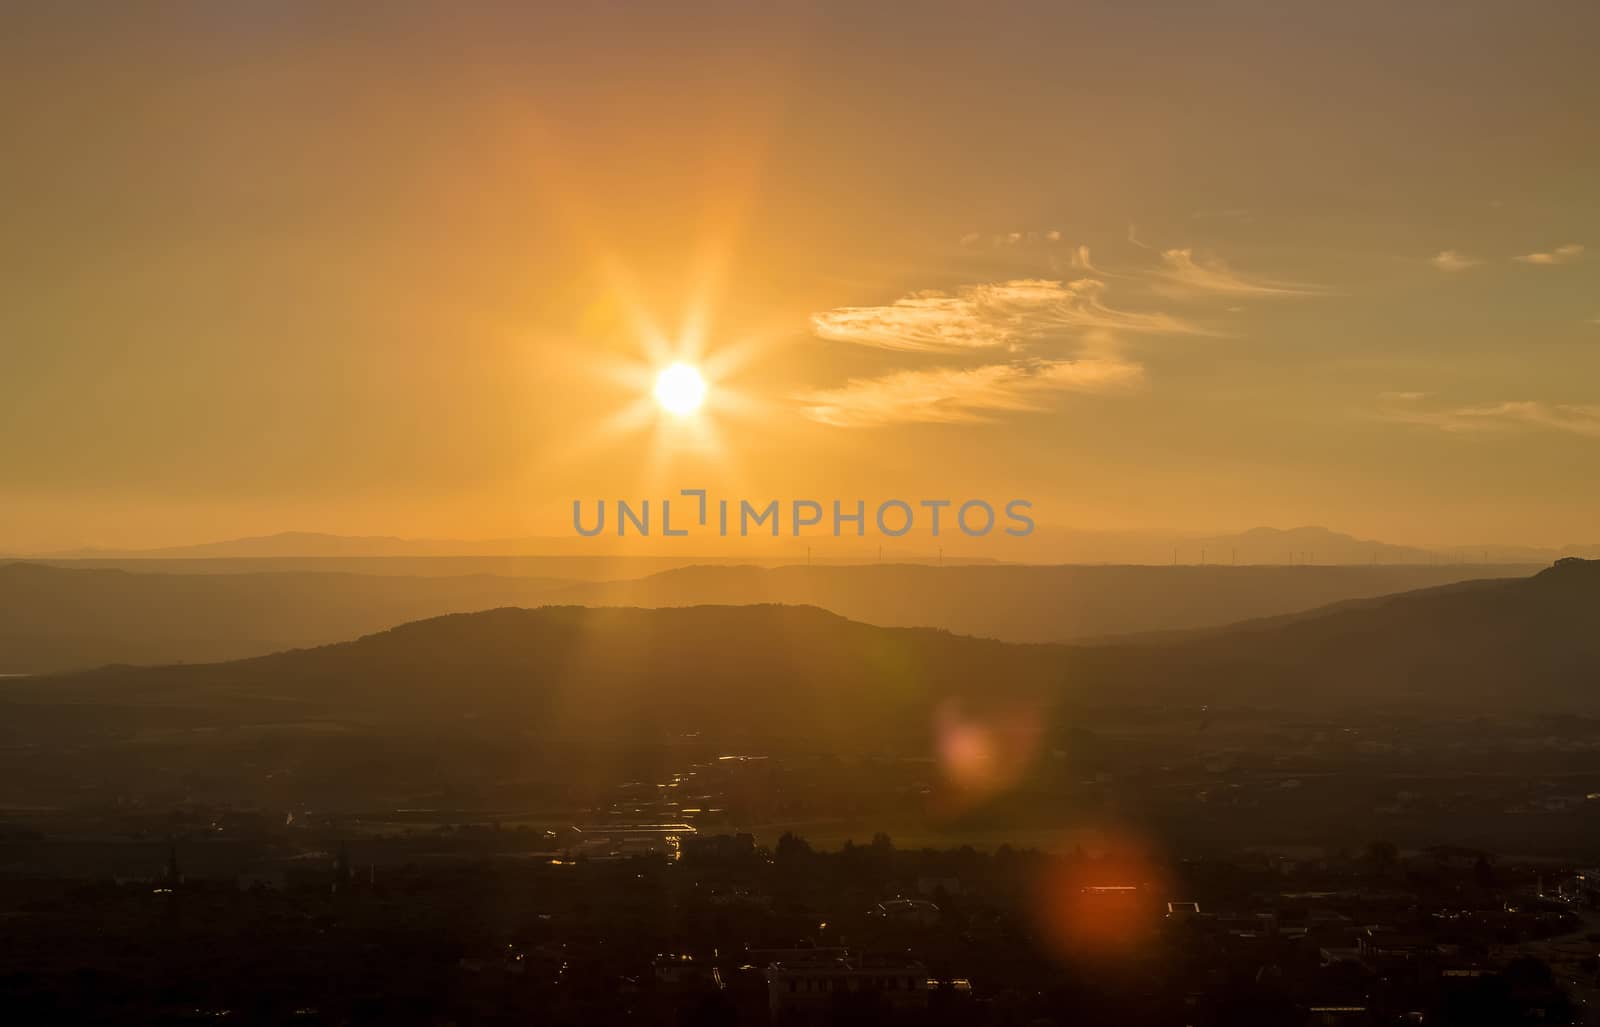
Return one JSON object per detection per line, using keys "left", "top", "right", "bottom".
{"left": 806, "top": 238, "right": 1310, "bottom": 427}
{"left": 1150, "top": 248, "right": 1320, "bottom": 298}
{"left": 1429, "top": 250, "right": 1481, "bottom": 272}
{"left": 1068, "top": 245, "right": 1107, "bottom": 275}
{"left": 1377, "top": 394, "right": 1600, "bottom": 439}
{"left": 810, "top": 278, "right": 1201, "bottom": 353}
{"left": 1513, "top": 243, "right": 1585, "bottom": 265}
{"left": 958, "top": 229, "right": 1065, "bottom": 248}
{"left": 797, "top": 357, "right": 1144, "bottom": 427}
{"left": 1456, "top": 401, "right": 1600, "bottom": 437}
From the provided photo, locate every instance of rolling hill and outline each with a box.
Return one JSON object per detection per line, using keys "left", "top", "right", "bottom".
{"left": 2, "top": 604, "right": 1060, "bottom": 765}
{"left": 9, "top": 559, "right": 1598, "bottom": 728}
{"left": 0, "top": 562, "right": 568, "bottom": 673}
{"left": 1068, "top": 557, "right": 1600, "bottom": 708}
{"left": 554, "top": 562, "right": 1544, "bottom": 645}
{"left": 0, "top": 559, "right": 1544, "bottom": 674}
{"left": 1, "top": 559, "right": 1595, "bottom": 814}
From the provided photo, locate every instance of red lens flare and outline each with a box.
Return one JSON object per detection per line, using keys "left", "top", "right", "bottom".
{"left": 1032, "top": 833, "right": 1169, "bottom": 961}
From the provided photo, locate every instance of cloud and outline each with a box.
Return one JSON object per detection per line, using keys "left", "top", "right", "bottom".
{"left": 1150, "top": 248, "right": 1320, "bottom": 297}
{"left": 1429, "top": 250, "right": 1481, "bottom": 272}
{"left": 797, "top": 357, "right": 1145, "bottom": 427}
{"left": 1377, "top": 395, "right": 1600, "bottom": 439}
{"left": 810, "top": 278, "right": 1201, "bottom": 353}
{"left": 1068, "top": 245, "right": 1104, "bottom": 274}
{"left": 807, "top": 243, "right": 1287, "bottom": 426}
{"left": 1455, "top": 401, "right": 1600, "bottom": 437}
{"left": 959, "top": 229, "right": 1066, "bottom": 248}
{"left": 1513, "top": 243, "right": 1585, "bottom": 265}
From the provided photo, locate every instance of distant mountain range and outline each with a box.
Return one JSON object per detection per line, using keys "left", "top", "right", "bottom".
{"left": 14, "top": 525, "right": 1599, "bottom": 565}
{"left": 3, "top": 559, "right": 1595, "bottom": 814}
{"left": 0, "top": 559, "right": 1546, "bottom": 674}
{"left": 27, "top": 531, "right": 557, "bottom": 560}
{"left": 1185, "top": 525, "right": 1600, "bottom": 566}
{"left": 10, "top": 558, "right": 1598, "bottom": 733}
{"left": 0, "top": 563, "right": 563, "bottom": 673}
{"left": 552, "top": 562, "right": 1545, "bottom": 646}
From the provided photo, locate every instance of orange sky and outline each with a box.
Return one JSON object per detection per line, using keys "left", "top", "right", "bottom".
{"left": 2, "top": 2, "right": 1598, "bottom": 553}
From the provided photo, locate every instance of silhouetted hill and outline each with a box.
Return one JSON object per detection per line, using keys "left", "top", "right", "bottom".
{"left": 19, "top": 554, "right": 825, "bottom": 580}
{"left": 3, "top": 563, "right": 1597, "bottom": 814}
{"left": 556, "top": 562, "right": 1541, "bottom": 645}
{"left": 2, "top": 560, "right": 1539, "bottom": 673}
{"left": 0, "top": 562, "right": 568, "bottom": 673}
{"left": 1191, "top": 525, "right": 1432, "bottom": 564}
{"left": 14, "top": 560, "right": 1600, "bottom": 733}
{"left": 1072, "top": 557, "right": 1600, "bottom": 708}
{"left": 27, "top": 530, "right": 997, "bottom": 563}
{"left": 14, "top": 605, "right": 1053, "bottom": 750}
{"left": 34, "top": 531, "right": 518, "bottom": 559}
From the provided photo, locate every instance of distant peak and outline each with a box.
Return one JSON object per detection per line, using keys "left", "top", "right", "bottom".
{"left": 1225, "top": 525, "right": 1363, "bottom": 544}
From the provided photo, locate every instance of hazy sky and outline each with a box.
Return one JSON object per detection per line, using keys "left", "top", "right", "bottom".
{"left": 3, "top": 1, "right": 1598, "bottom": 551}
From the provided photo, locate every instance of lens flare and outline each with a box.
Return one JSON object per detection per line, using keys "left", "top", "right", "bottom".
{"left": 1033, "top": 833, "right": 1168, "bottom": 961}
{"left": 932, "top": 697, "right": 1043, "bottom": 812}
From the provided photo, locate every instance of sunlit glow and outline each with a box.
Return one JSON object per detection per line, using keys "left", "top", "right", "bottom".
{"left": 537, "top": 227, "right": 787, "bottom": 492}
{"left": 654, "top": 363, "right": 708, "bottom": 416}
{"left": 931, "top": 697, "right": 1043, "bottom": 814}
{"left": 1033, "top": 833, "right": 1168, "bottom": 961}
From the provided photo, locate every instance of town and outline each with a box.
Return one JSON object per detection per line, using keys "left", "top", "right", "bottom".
{"left": 1, "top": 822, "right": 1595, "bottom": 1025}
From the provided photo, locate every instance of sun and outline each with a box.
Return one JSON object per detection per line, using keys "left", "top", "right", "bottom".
{"left": 653, "top": 362, "right": 707, "bottom": 416}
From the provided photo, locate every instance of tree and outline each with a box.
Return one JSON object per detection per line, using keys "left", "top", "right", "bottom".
{"left": 775, "top": 832, "right": 813, "bottom": 865}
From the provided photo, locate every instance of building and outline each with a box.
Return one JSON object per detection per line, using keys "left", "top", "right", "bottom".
{"left": 1356, "top": 927, "right": 1430, "bottom": 963}
{"left": 653, "top": 952, "right": 718, "bottom": 989}
{"left": 1552, "top": 868, "right": 1600, "bottom": 907}
{"left": 565, "top": 822, "right": 696, "bottom": 860}
{"left": 765, "top": 952, "right": 930, "bottom": 1023}
{"left": 746, "top": 946, "right": 848, "bottom": 968}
